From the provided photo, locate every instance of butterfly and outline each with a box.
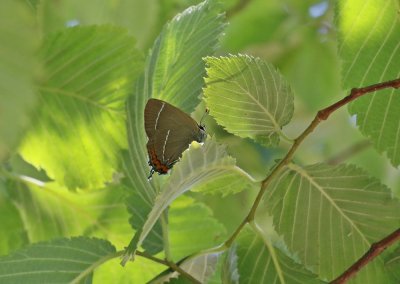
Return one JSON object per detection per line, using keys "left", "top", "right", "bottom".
{"left": 144, "top": 98, "right": 207, "bottom": 179}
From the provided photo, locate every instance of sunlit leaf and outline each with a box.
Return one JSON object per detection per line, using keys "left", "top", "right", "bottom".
{"left": 5, "top": 180, "right": 132, "bottom": 248}
{"left": 0, "top": 0, "right": 39, "bottom": 161}
{"left": 8, "top": 155, "right": 52, "bottom": 183}
{"left": 264, "top": 163, "right": 400, "bottom": 283}
{"left": 204, "top": 55, "right": 294, "bottom": 146}
{"left": 94, "top": 254, "right": 165, "bottom": 284}
{"left": 0, "top": 237, "right": 116, "bottom": 284}
{"left": 337, "top": 0, "right": 400, "bottom": 166}
{"left": 21, "top": 25, "right": 143, "bottom": 189}
{"left": 234, "top": 226, "right": 323, "bottom": 284}
{"left": 150, "top": 0, "right": 225, "bottom": 112}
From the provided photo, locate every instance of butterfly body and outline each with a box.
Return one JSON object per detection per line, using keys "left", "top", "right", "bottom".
{"left": 144, "top": 99, "right": 206, "bottom": 178}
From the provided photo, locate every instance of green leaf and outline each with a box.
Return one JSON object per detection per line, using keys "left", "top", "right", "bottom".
{"left": 169, "top": 196, "right": 227, "bottom": 260}
{"left": 93, "top": 255, "right": 165, "bottom": 284}
{"left": 8, "top": 155, "right": 52, "bottom": 183}
{"left": 0, "top": 192, "right": 27, "bottom": 256}
{"left": 123, "top": 149, "right": 163, "bottom": 254}
{"left": 221, "top": 244, "right": 239, "bottom": 284}
{"left": 264, "top": 163, "right": 400, "bottom": 283}
{"left": 336, "top": 0, "right": 400, "bottom": 166}
{"left": 124, "top": 0, "right": 225, "bottom": 263}
{"left": 0, "top": 0, "right": 39, "bottom": 161}
{"left": 234, "top": 226, "right": 323, "bottom": 284}
{"left": 150, "top": 251, "right": 223, "bottom": 283}
{"left": 123, "top": 137, "right": 252, "bottom": 263}
{"left": 0, "top": 237, "right": 116, "bottom": 284}
{"left": 123, "top": 138, "right": 253, "bottom": 262}
{"left": 384, "top": 246, "right": 400, "bottom": 281}
{"left": 5, "top": 180, "right": 132, "bottom": 247}
{"left": 149, "top": 0, "right": 225, "bottom": 112}
{"left": 221, "top": 0, "right": 287, "bottom": 52}
{"left": 204, "top": 55, "right": 294, "bottom": 146}
{"left": 38, "top": 0, "right": 158, "bottom": 49}
{"left": 20, "top": 25, "right": 143, "bottom": 189}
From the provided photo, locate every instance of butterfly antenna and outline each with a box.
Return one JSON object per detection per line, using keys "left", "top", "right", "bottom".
{"left": 199, "top": 108, "right": 209, "bottom": 126}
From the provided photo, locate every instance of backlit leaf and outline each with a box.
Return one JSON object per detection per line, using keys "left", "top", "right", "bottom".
{"left": 204, "top": 55, "right": 294, "bottom": 146}
{"left": 337, "top": 0, "right": 400, "bottom": 166}
{"left": 123, "top": 138, "right": 253, "bottom": 263}
{"left": 234, "top": 226, "right": 323, "bottom": 284}
{"left": 264, "top": 163, "right": 400, "bottom": 283}
{"left": 0, "top": 237, "right": 116, "bottom": 284}
{"left": 21, "top": 25, "right": 143, "bottom": 189}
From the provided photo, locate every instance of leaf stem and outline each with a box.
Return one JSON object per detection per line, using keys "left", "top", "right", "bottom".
{"left": 161, "top": 212, "right": 172, "bottom": 260}
{"left": 136, "top": 251, "right": 201, "bottom": 284}
{"left": 330, "top": 228, "right": 400, "bottom": 284}
{"left": 76, "top": 249, "right": 200, "bottom": 284}
{"left": 224, "top": 77, "right": 400, "bottom": 250}
{"left": 70, "top": 250, "right": 125, "bottom": 284}
{"left": 250, "top": 221, "right": 286, "bottom": 283}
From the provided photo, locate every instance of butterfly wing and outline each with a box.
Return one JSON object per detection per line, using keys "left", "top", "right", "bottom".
{"left": 144, "top": 99, "right": 201, "bottom": 169}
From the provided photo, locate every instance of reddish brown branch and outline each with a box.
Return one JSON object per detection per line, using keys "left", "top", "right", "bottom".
{"left": 330, "top": 228, "right": 400, "bottom": 284}
{"left": 135, "top": 251, "right": 200, "bottom": 284}
{"left": 318, "top": 78, "right": 400, "bottom": 120}
{"left": 223, "top": 77, "right": 400, "bottom": 249}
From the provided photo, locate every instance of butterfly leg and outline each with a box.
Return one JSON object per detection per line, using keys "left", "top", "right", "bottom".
{"left": 147, "top": 168, "right": 155, "bottom": 180}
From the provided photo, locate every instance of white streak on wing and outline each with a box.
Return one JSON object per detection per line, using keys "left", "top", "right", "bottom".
{"left": 162, "top": 130, "right": 171, "bottom": 162}
{"left": 155, "top": 102, "right": 165, "bottom": 130}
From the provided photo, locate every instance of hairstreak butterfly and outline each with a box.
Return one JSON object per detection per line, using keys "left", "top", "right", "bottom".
{"left": 144, "top": 98, "right": 207, "bottom": 179}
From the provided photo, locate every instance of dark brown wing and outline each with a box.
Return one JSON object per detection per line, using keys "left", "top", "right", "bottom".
{"left": 144, "top": 98, "right": 201, "bottom": 165}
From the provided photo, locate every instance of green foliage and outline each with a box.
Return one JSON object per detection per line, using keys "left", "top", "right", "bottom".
{"left": 0, "top": 0, "right": 39, "bottom": 161}
{"left": 204, "top": 55, "right": 294, "bottom": 146}
{"left": 169, "top": 196, "right": 227, "bottom": 260}
{"left": 233, "top": 226, "right": 323, "bottom": 284}
{"left": 384, "top": 246, "right": 400, "bottom": 280}
{"left": 20, "top": 26, "right": 143, "bottom": 189}
{"left": 123, "top": 138, "right": 252, "bottom": 263}
{"left": 337, "top": 0, "right": 400, "bottom": 167}
{"left": 151, "top": 251, "right": 223, "bottom": 283}
{"left": 264, "top": 163, "right": 400, "bottom": 283}
{"left": 0, "top": 237, "right": 116, "bottom": 284}
{"left": 123, "top": 0, "right": 227, "bottom": 264}
{"left": 1, "top": 0, "right": 400, "bottom": 283}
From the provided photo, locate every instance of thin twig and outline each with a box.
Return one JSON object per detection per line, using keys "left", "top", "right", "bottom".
{"left": 330, "top": 228, "right": 400, "bottom": 284}
{"left": 224, "top": 77, "right": 400, "bottom": 251}
{"left": 136, "top": 251, "right": 201, "bottom": 284}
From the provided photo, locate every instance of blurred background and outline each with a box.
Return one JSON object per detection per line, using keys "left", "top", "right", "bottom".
{"left": 2, "top": 0, "right": 399, "bottom": 282}
{"left": 32, "top": 0, "right": 400, "bottom": 187}
{"left": 29, "top": 0, "right": 400, "bottom": 249}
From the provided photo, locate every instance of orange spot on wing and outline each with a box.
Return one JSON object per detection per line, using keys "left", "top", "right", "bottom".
{"left": 147, "top": 146, "right": 171, "bottom": 175}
